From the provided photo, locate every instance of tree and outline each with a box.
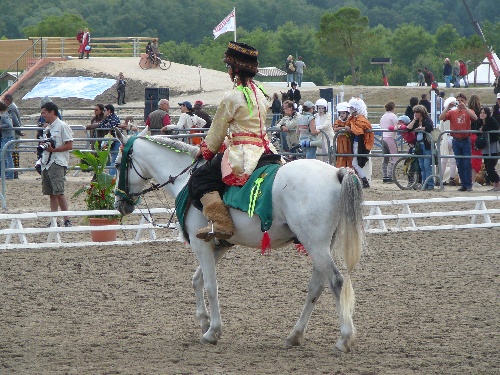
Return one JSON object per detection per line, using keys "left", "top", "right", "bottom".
{"left": 317, "top": 7, "right": 372, "bottom": 85}
{"left": 390, "top": 24, "right": 435, "bottom": 67}
{"left": 434, "top": 24, "right": 460, "bottom": 57}
{"left": 21, "top": 13, "right": 86, "bottom": 37}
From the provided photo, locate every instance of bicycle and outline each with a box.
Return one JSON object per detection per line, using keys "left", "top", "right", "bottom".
{"left": 139, "top": 53, "right": 171, "bottom": 70}
{"left": 392, "top": 153, "right": 420, "bottom": 190}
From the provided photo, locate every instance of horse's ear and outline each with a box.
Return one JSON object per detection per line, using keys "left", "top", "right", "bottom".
{"left": 139, "top": 126, "right": 149, "bottom": 137}
{"left": 115, "top": 129, "right": 126, "bottom": 144}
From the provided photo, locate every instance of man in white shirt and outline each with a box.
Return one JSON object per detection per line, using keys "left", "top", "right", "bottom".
{"left": 40, "top": 102, "right": 74, "bottom": 227}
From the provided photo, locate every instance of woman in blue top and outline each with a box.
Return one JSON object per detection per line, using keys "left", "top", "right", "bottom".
{"left": 407, "top": 105, "right": 434, "bottom": 190}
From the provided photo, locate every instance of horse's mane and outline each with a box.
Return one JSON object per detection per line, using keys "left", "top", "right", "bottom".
{"left": 140, "top": 135, "right": 200, "bottom": 159}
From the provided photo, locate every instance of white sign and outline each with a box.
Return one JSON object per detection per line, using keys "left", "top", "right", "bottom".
{"left": 213, "top": 10, "right": 236, "bottom": 39}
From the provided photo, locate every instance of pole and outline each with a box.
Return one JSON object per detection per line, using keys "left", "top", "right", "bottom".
{"left": 233, "top": 8, "right": 237, "bottom": 42}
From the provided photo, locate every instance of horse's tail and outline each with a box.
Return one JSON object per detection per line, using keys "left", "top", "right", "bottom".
{"left": 335, "top": 168, "right": 364, "bottom": 322}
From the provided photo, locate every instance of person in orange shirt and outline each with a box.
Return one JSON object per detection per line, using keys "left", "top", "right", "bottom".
{"left": 345, "top": 97, "right": 373, "bottom": 188}
{"left": 333, "top": 102, "right": 352, "bottom": 168}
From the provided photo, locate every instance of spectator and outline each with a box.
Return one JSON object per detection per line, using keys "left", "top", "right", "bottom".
{"left": 3, "top": 94, "right": 24, "bottom": 179}
{"left": 85, "top": 104, "right": 105, "bottom": 149}
{"left": 346, "top": 97, "right": 373, "bottom": 188}
{"left": 380, "top": 101, "right": 399, "bottom": 183}
{"left": 78, "top": 28, "right": 90, "bottom": 59}
{"left": 174, "top": 101, "right": 206, "bottom": 129}
{"left": 439, "top": 96, "right": 458, "bottom": 186}
{"left": 417, "top": 69, "right": 425, "bottom": 86}
{"left": 96, "top": 104, "right": 126, "bottom": 176}
{"left": 287, "top": 82, "right": 301, "bottom": 105}
{"left": 276, "top": 100, "right": 299, "bottom": 154}
{"left": 76, "top": 29, "right": 83, "bottom": 54}
{"left": 39, "top": 102, "right": 74, "bottom": 227}
{"left": 396, "top": 115, "right": 420, "bottom": 188}
{"left": 452, "top": 60, "right": 461, "bottom": 88}
{"left": 270, "top": 93, "right": 281, "bottom": 128}
{"left": 474, "top": 107, "right": 500, "bottom": 191}
{"left": 145, "top": 99, "right": 171, "bottom": 135}
{"left": 443, "top": 58, "right": 453, "bottom": 89}
{"left": 419, "top": 93, "right": 431, "bottom": 114}
{"left": 468, "top": 94, "right": 483, "bottom": 187}
{"left": 285, "top": 55, "right": 295, "bottom": 87}
{"left": 439, "top": 92, "right": 478, "bottom": 191}
{"left": 116, "top": 72, "right": 126, "bottom": 105}
{"left": 193, "top": 100, "right": 212, "bottom": 129}
{"left": 0, "top": 100, "right": 15, "bottom": 179}
{"left": 314, "top": 98, "right": 334, "bottom": 163}
{"left": 423, "top": 67, "right": 434, "bottom": 87}
{"left": 405, "top": 97, "right": 419, "bottom": 120}
{"left": 297, "top": 101, "right": 319, "bottom": 159}
{"left": 146, "top": 41, "right": 154, "bottom": 62}
{"left": 165, "top": 101, "right": 206, "bottom": 144}
{"left": 294, "top": 56, "right": 307, "bottom": 87}
{"left": 494, "top": 76, "right": 500, "bottom": 95}
{"left": 459, "top": 60, "right": 469, "bottom": 88}
{"left": 492, "top": 93, "right": 500, "bottom": 125}
{"left": 152, "top": 39, "right": 160, "bottom": 61}
{"left": 333, "top": 102, "right": 352, "bottom": 168}
{"left": 407, "top": 105, "right": 435, "bottom": 190}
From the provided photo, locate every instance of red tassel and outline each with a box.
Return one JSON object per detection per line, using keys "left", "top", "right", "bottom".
{"left": 294, "top": 243, "right": 309, "bottom": 256}
{"left": 261, "top": 231, "right": 271, "bottom": 255}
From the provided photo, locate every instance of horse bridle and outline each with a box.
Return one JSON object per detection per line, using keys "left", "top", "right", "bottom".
{"left": 114, "top": 136, "right": 199, "bottom": 206}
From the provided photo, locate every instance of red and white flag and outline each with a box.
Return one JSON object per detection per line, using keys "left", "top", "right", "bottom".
{"left": 213, "top": 9, "right": 236, "bottom": 39}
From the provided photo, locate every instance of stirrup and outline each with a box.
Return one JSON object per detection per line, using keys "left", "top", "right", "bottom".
{"left": 196, "top": 221, "right": 216, "bottom": 242}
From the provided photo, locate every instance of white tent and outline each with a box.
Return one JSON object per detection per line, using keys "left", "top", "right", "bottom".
{"left": 467, "top": 53, "right": 499, "bottom": 85}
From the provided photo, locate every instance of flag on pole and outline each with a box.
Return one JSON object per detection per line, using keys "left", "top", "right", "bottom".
{"left": 213, "top": 9, "right": 236, "bottom": 39}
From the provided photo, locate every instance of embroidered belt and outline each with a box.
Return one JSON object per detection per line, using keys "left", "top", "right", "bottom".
{"left": 230, "top": 132, "right": 266, "bottom": 147}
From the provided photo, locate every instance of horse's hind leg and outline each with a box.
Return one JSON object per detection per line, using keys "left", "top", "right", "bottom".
{"left": 285, "top": 267, "right": 325, "bottom": 347}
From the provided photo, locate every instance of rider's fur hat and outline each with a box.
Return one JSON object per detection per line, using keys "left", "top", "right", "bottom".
{"left": 223, "top": 41, "right": 259, "bottom": 74}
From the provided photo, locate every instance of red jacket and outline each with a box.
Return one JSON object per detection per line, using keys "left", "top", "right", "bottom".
{"left": 459, "top": 62, "right": 468, "bottom": 76}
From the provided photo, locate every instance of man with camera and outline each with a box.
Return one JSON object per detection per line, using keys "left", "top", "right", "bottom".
{"left": 439, "top": 93, "right": 478, "bottom": 192}
{"left": 40, "top": 102, "right": 74, "bottom": 227}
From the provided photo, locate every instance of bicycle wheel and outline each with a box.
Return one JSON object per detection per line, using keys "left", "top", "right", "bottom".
{"left": 139, "top": 57, "right": 151, "bottom": 70}
{"left": 393, "top": 157, "right": 419, "bottom": 190}
{"left": 158, "top": 58, "right": 171, "bottom": 70}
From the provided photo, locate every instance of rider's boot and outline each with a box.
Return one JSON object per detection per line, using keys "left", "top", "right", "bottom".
{"left": 196, "top": 191, "right": 235, "bottom": 242}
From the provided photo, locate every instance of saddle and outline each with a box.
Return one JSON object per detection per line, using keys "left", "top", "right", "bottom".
{"left": 176, "top": 163, "right": 280, "bottom": 243}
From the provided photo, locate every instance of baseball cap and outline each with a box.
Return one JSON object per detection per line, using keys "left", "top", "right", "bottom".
{"left": 303, "top": 100, "right": 314, "bottom": 109}
{"left": 194, "top": 100, "right": 203, "bottom": 106}
{"left": 178, "top": 101, "right": 192, "bottom": 110}
{"left": 398, "top": 115, "right": 411, "bottom": 124}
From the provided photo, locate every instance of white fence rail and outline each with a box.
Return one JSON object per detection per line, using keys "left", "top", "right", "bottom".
{"left": 0, "top": 208, "right": 177, "bottom": 250}
{"left": 363, "top": 196, "right": 500, "bottom": 233}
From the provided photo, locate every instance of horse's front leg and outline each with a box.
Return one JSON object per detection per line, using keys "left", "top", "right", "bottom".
{"left": 192, "top": 247, "right": 229, "bottom": 335}
{"left": 285, "top": 266, "right": 325, "bottom": 347}
{"left": 191, "top": 238, "right": 223, "bottom": 344}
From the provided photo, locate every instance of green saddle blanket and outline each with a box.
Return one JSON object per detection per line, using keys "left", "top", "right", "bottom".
{"left": 175, "top": 164, "right": 280, "bottom": 237}
{"left": 223, "top": 164, "right": 280, "bottom": 232}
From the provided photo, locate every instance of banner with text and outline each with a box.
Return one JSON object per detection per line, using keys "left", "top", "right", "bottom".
{"left": 213, "top": 10, "right": 236, "bottom": 39}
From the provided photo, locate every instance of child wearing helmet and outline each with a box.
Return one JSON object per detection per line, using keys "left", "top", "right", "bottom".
{"left": 314, "top": 98, "right": 334, "bottom": 163}
{"left": 333, "top": 102, "right": 352, "bottom": 168}
{"left": 346, "top": 97, "right": 373, "bottom": 188}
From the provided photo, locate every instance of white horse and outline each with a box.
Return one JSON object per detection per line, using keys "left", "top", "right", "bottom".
{"left": 114, "top": 128, "right": 364, "bottom": 353}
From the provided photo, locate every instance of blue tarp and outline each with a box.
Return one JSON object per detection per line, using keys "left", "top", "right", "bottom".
{"left": 22, "top": 76, "right": 116, "bottom": 100}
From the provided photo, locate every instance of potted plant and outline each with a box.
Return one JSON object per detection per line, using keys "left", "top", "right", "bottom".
{"left": 72, "top": 142, "right": 121, "bottom": 242}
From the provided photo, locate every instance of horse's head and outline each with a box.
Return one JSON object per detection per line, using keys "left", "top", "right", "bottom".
{"left": 114, "top": 127, "right": 152, "bottom": 216}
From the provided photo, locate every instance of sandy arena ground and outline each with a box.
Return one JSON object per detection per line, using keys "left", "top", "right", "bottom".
{"left": 0, "top": 58, "right": 498, "bottom": 374}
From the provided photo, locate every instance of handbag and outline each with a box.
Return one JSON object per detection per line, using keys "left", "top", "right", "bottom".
{"left": 474, "top": 133, "right": 488, "bottom": 150}
{"left": 84, "top": 45, "right": 91, "bottom": 51}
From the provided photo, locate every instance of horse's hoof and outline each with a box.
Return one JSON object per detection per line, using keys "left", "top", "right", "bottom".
{"left": 200, "top": 336, "right": 217, "bottom": 345}
{"left": 284, "top": 333, "right": 303, "bottom": 348}
{"left": 201, "top": 322, "right": 210, "bottom": 334}
{"left": 334, "top": 338, "right": 353, "bottom": 353}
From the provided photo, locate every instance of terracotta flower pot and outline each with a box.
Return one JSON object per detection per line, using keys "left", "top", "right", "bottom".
{"left": 88, "top": 217, "right": 120, "bottom": 242}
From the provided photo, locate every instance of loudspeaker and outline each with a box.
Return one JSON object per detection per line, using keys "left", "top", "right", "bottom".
{"left": 144, "top": 87, "right": 169, "bottom": 102}
{"left": 319, "top": 88, "right": 334, "bottom": 103}
{"left": 144, "top": 88, "right": 169, "bottom": 120}
{"left": 144, "top": 99, "right": 158, "bottom": 120}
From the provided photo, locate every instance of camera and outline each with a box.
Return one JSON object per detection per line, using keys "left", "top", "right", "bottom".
{"left": 37, "top": 138, "right": 56, "bottom": 154}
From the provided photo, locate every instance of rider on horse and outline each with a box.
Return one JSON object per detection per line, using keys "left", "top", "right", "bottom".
{"left": 188, "top": 41, "right": 279, "bottom": 242}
